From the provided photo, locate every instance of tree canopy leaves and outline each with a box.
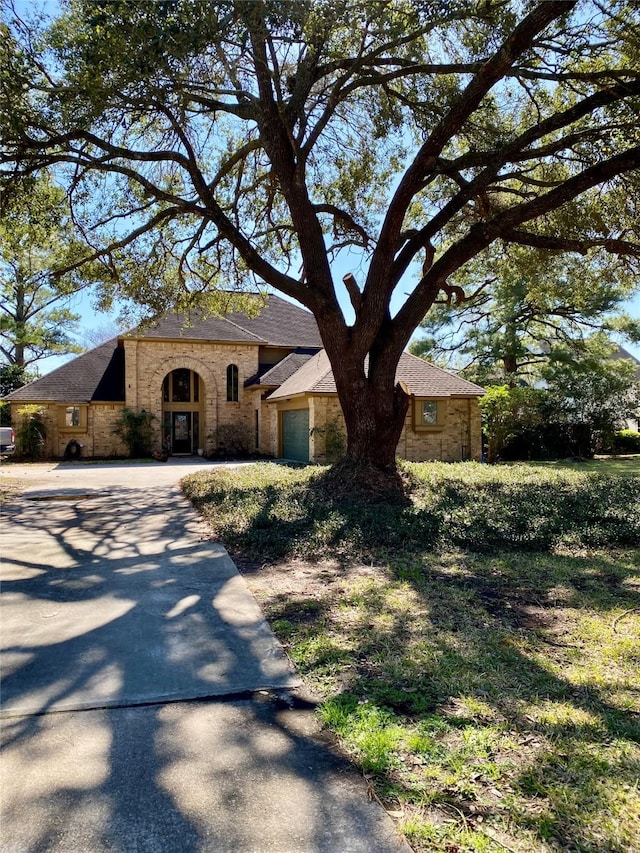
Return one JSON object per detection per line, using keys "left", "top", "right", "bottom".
{"left": 2, "top": 0, "right": 639, "bottom": 466}
{"left": 409, "top": 242, "right": 640, "bottom": 384}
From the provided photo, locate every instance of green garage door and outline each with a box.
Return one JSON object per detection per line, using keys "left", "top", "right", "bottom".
{"left": 282, "top": 409, "right": 310, "bottom": 462}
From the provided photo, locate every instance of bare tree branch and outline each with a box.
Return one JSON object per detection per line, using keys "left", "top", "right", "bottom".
{"left": 506, "top": 230, "right": 640, "bottom": 256}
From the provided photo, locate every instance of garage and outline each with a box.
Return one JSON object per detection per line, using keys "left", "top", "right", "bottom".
{"left": 281, "top": 409, "right": 309, "bottom": 462}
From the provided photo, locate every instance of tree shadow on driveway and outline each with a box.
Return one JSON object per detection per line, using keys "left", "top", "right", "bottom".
{"left": 0, "top": 485, "right": 407, "bottom": 852}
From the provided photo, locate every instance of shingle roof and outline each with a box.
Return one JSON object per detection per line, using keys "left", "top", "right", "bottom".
{"left": 613, "top": 346, "right": 640, "bottom": 379}
{"left": 395, "top": 352, "right": 485, "bottom": 396}
{"left": 267, "top": 350, "right": 335, "bottom": 398}
{"left": 268, "top": 350, "right": 485, "bottom": 400}
{"left": 4, "top": 339, "right": 125, "bottom": 403}
{"left": 131, "top": 294, "right": 322, "bottom": 348}
{"left": 133, "top": 312, "right": 262, "bottom": 343}
{"left": 245, "top": 349, "right": 319, "bottom": 388}
{"left": 3, "top": 295, "right": 322, "bottom": 404}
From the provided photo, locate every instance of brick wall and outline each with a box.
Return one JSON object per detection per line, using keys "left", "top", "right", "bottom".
{"left": 88, "top": 404, "right": 128, "bottom": 457}
{"left": 399, "top": 397, "right": 483, "bottom": 462}
{"left": 376, "top": 395, "right": 483, "bottom": 461}
{"left": 9, "top": 343, "right": 482, "bottom": 463}
{"left": 123, "top": 338, "right": 260, "bottom": 454}
{"left": 10, "top": 402, "right": 56, "bottom": 458}
{"left": 308, "top": 397, "right": 346, "bottom": 463}
{"left": 10, "top": 401, "right": 127, "bottom": 459}
{"left": 267, "top": 394, "right": 482, "bottom": 463}
{"left": 266, "top": 398, "right": 280, "bottom": 457}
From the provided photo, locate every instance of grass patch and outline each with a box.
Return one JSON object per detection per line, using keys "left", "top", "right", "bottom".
{"left": 183, "top": 461, "right": 640, "bottom": 852}
{"left": 526, "top": 455, "right": 640, "bottom": 477}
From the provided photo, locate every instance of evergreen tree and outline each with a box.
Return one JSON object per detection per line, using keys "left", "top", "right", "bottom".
{"left": 0, "top": 172, "right": 91, "bottom": 370}
{"left": 410, "top": 244, "right": 640, "bottom": 386}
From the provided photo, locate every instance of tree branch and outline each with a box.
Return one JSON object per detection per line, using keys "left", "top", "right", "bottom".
{"left": 342, "top": 272, "right": 362, "bottom": 313}
{"left": 393, "top": 145, "right": 640, "bottom": 344}
{"left": 506, "top": 230, "right": 640, "bottom": 257}
{"left": 367, "top": 1, "right": 578, "bottom": 323}
{"left": 313, "top": 203, "right": 371, "bottom": 247}
{"left": 390, "top": 79, "right": 640, "bottom": 286}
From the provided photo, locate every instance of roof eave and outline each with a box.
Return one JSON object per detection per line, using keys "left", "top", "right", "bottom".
{"left": 124, "top": 334, "right": 266, "bottom": 346}
{"left": 266, "top": 390, "right": 308, "bottom": 402}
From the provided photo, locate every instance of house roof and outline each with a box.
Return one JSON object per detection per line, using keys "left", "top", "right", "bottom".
{"left": 613, "top": 346, "right": 640, "bottom": 379}
{"left": 3, "top": 295, "right": 321, "bottom": 404}
{"left": 130, "top": 293, "right": 322, "bottom": 348}
{"left": 4, "top": 339, "right": 126, "bottom": 403}
{"left": 395, "top": 351, "right": 485, "bottom": 396}
{"left": 267, "top": 350, "right": 485, "bottom": 400}
{"left": 245, "top": 349, "right": 319, "bottom": 389}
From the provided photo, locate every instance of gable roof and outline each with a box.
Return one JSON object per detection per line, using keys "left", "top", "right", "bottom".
{"left": 4, "top": 339, "right": 125, "bottom": 403}
{"left": 131, "top": 293, "right": 322, "bottom": 348}
{"left": 613, "top": 345, "right": 640, "bottom": 379}
{"left": 395, "top": 351, "right": 485, "bottom": 396}
{"left": 244, "top": 349, "right": 319, "bottom": 389}
{"left": 268, "top": 350, "right": 485, "bottom": 400}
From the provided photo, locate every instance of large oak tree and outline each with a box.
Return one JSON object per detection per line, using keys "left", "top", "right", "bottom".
{"left": 1, "top": 0, "right": 639, "bottom": 472}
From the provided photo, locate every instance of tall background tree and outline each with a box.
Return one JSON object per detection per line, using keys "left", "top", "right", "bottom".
{"left": 409, "top": 240, "right": 640, "bottom": 459}
{"left": 2, "top": 0, "right": 639, "bottom": 479}
{"left": 410, "top": 243, "right": 640, "bottom": 386}
{"left": 0, "top": 170, "right": 97, "bottom": 384}
{"left": 478, "top": 337, "right": 640, "bottom": 461}
{"left": 540, "top": 335, "right": 640, "bottom": 449}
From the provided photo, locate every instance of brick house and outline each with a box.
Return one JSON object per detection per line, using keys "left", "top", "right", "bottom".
{"left": 4, "top": 294, "right": 484, "bottom": 462}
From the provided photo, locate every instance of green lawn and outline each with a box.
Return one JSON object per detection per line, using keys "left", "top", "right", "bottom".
{"left": 522, "top": 455, "right": 640, "bottom": 477}
{"left": 183, "top": 461, "right": 640, "bottom": 853}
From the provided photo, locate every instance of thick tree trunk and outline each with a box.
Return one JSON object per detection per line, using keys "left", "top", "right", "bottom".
{"left": 340, "top": 382, "right": 409, "bottom": 469}
{"left": 14, "top": 283, "right": 26, "bottom": 368}
{"left": 13, "top": 341, "right": 25, "bottom": 368}
{"left": 326, "top": 342, "right": 410, "bottom": 472}
{"left": 503, "top": 354, "right": 518, "bottom": 380}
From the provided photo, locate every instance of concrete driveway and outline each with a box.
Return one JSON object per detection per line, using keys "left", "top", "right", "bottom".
{"left": 0, "top": 460, "right": 409, "bottom": 852}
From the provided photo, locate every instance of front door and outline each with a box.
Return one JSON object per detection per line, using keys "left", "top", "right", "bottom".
{"left": 172, "top": 412, "right": 192, "bottom": 454}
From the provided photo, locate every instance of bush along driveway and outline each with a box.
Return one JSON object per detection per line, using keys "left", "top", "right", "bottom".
{"left": 183, "top": 461, "right": 640, "bottom": 853}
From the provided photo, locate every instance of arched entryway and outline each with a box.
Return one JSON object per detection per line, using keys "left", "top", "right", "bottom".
{"left": 161, "top": 368, "right": 203, "bottom": 455}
